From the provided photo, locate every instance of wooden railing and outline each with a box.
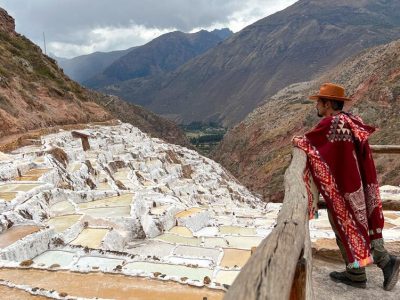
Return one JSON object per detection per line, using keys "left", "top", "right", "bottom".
{"left": 224, "top": 144, "right": 399, "bottom": 300}
{"left": 370, "top": 145, "right": 400, "bottom": 154}
{"left": 224, "top": 148, "right": 316, "bottom": 300}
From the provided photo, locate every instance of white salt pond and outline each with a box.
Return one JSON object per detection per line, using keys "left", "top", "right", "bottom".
{"left": 124, "top": 261, "right": 213, "bottom": 281}
{"left": 224, "top": 236, "right": 263, "bottom": 250}
{"left": 33, "top": 250, "right": 76, "bottom": 268}
{"left": 70, "top": 228, "right": 109, "bottom": 248}
{"left": 75, "top": 256, "right": 124, "bottom": 270}
{"left": 80, "top": 206, "right": 130, "bottom": 218}
{"left": 203, "top": 237, "right": 228, "bottom": 248}
{"left": 46, "top": 214, "right": 82, "bottom": 233}
{"left": 219, "top": 226, "right": 256, "bottom": 235}
{"left": 215, "top": 270, "right": 240, "bottom": 285}
{"left": 50, "top": 201, "right": 75, "bottom": 215}
{"left": 167, "top": 226, "right": 193, "bottom": 237}
{"left": 154, "top": 233, "right": 201, "bottom": 246}
{"left": 0, "top": 183, "right": 43, "bottom": 193}
{"left": 77, "top": 194, "right": 133, "bottom": 209}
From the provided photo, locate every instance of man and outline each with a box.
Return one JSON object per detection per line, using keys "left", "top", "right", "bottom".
{"left": 292, "top": 83, "right": 400, "bottom": 290}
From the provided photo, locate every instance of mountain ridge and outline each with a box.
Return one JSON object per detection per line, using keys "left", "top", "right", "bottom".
{"left": 103, "top": 0, "right": 400, "bottom": 127}
{"left": 213, "top": 39, "right": 400, "bottom": 201}
{"left": 85, "top": 28, "right": 232, "bottom": 89}
{"left": 0, "top": 8, "right": 189, "bottom": 149}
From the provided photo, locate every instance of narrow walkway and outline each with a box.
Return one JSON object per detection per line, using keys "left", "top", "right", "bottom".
{"left": 312, "top": 258, "right": 399, "bottom": 299}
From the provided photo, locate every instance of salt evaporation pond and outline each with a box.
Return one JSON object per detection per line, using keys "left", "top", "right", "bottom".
{"left": 220, "top": 248, "right": 251, "bottom": 268}
{"left": 46, "top": 214, "right": 81, "bottom": 233}
{"left": 49, "top": 201, "right": 75, "bottom": 215}
{"left": 80, "top": 206, "right": 130, "bottom": 218}
{"left": 33, "top": 250, "right": 76, "bottom": 268}
{"left": 124, "top": 261, "right": 213, "bottom": 281}
{"left": 70, "top": 228, "right": 109, "bottom": 248}
{"left": 0, "top": 225, "right": 41, "bottom": 248}
{"left": 77, "top": 193, "right": 133, "bottom": 209}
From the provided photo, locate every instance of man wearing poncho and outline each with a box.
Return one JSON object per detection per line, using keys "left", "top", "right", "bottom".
{"left": 293, "top": 83, "right": 400, "bottom": 290}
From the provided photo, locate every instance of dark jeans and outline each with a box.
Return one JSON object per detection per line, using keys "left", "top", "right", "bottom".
{"left": 327, "top": 209, "right": 390, "bottom": 281}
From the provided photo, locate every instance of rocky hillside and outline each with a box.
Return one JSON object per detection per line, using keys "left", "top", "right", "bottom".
{"left": 214, "top": 39, "right": 400, "bottom": 202}
{"left": 85, "top": 29, "right": 232, "bottom": 92}
{"left": 0, "top": 8, "right": 189, "bottom": 149}
{"left": 112, "top": 0, "right": 400, "bottom": 126}
{"left": 55, "top": 47, "right": 134, "bottom": 84}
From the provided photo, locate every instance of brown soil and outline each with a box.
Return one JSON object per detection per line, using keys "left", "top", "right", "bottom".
{"left": 0, "top": 226, "right": 41, "bottom": 249}
{"left": 0, "top": 284, "right": 49, "bottom": 300}
{"left": 0, "top": 268, "right": 224, "bottom": 300}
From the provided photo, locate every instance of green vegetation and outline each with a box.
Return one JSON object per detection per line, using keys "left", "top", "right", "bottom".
{"left": 180, "top": 122, "right": 227, "bottom": 156}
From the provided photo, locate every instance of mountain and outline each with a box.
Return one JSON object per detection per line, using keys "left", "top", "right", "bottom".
{"left": 55, "top": 48, "right": 134, "bottom": 84}
{"left": 104, "top": 0, "right": 400, "bottom": 126}
{"left": 213, "top": 39, "right": 400, "bottom": 202}
{"left": 84, "top": 29, "right": 232, "bottom": 90}
{"left": 0, "top": 8, "right": 189, "bottom": 149}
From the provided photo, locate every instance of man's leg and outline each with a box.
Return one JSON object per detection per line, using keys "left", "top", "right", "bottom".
{"left": 327, "top": 210, "right": 367, "bottom": 287}
{"left": 372, "top": 238, "right": 400, "bottom": 291}
{"left": 371, "top": 238, "right": 390, "bottom": 268}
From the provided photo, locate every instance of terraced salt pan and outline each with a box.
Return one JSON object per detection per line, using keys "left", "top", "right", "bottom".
{"left": 80, "top": 206, "right": 130, "bottom": 218}
{"left": 175, "top": 207, "right": 204, "bottom": 218}
{"left": 254, "top": 218, "right": 276, "bottom": 227}
{"left": 49, "top": 201, "right": 75, "bottom": 215}
{"left": 154, "top": 233, "right": 201, "bottom": 246}
{"left": 150, "top": 205, "right": 170, "bottom": 215}
{"left": 173, "top": 245, "right": 221, "bottom": 262}
{"left": 0, "top": 268, "right": 224, "bottom": 300}
{"left": 15, "top": 169, "right": 51, "bottom": 181}
{"left": 215, "top": 270, "right": 240, "bottom": 285}
{"left": 126, "top": 240, "right": 175, "bottom": 257}
{"left": 219, "top": 226, "right": 256, "bottom": 235}
{"left": 0, "top": 226, "right": 41, "bottom": 249}
{"left": 33, "top": 250, "right": 76, "bottom": 268}
{"left": 203, "top": 237, "right": 228, "bottom": 248}
{"left": 0, "top": 183, "right": 43, "bottom": 193}
{"left": 46, "top": 214, "right": 81, "bottom": 233}
{"left": 224, "top": 236, "right": 264, "bottom": 250}
{"left": 194, "top": 227, "right": 219, "bottom": 237}
{"left": 124, "top": 262, "right": 213, "bottom": 281}
{"left": 220, "top": 249, "right": 251, "bottom": 268}
{"left": 75, "top": 256, "right": 124, "bottom": 270}
{"left": 70, "top": 228, "right": 109, "bottom": 248}
{"left": 77, "top": 193, "right": 133, "bottom": 209}
{"left": 96, "top": 182, "right": 111, "bottom": 190}
{"left": 167, "top": 226, "right": 193, "bottom": 237}
{"left": 0, "top": 192, "right": 17, "bottom": 201}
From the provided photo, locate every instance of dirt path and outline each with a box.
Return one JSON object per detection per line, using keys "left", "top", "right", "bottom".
{"left": 312, "top": 258, "right": 399, "bottom": 299}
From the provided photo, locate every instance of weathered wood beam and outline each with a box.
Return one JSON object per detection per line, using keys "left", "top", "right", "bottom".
{"left": 224, "top": 148, "right": 313, "bottom": 300}
{"left": 370, "top": 145, "right": 400, "bottom": 154}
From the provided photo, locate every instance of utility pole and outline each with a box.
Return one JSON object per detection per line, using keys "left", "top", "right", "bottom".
{"left": 43, "top": 32, "right": 47, "bottom": 55}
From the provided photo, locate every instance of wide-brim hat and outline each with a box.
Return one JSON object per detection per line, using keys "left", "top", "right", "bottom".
{"left": 309, "top": 83, "right": 351, "bottom": 101}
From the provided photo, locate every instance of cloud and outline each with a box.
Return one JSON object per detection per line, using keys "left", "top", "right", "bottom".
{"left": 0, "top": 0, "right": 298, "bottom": 57}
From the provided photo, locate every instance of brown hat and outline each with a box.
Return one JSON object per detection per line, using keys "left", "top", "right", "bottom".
{"left": 309, "top": 83, "right": 351, "bottom": 101}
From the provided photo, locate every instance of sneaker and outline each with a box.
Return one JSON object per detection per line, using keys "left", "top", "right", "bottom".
{"left": 382, "top": 255, "right": 400, "bottom": 291}
{"left": 329, "top": 271, "right": 367, "bottom": 289}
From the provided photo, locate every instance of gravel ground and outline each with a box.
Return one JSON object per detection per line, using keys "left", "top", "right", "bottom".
{"left": 312, "top": 258, "right": 400, "bottom": 299}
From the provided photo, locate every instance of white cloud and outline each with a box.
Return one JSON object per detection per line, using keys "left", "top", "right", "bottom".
{"left": 49, "top": 25, "right": 175, "bottom": 58}
{"left": 0, "top": 0, "right": 298, "bottom": 58}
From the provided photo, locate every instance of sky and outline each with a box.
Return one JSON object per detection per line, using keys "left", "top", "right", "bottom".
{"left": 0, "top": 0, "right": 297, "bottom": 58}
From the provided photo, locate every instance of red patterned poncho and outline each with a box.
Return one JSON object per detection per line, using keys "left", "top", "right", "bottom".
{"left": 295, "top": 112, "right": 384, "bottom": 268}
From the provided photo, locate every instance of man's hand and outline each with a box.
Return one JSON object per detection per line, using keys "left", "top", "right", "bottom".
{"left": 292, "top": 135, "right": 303, "bottom": 146}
